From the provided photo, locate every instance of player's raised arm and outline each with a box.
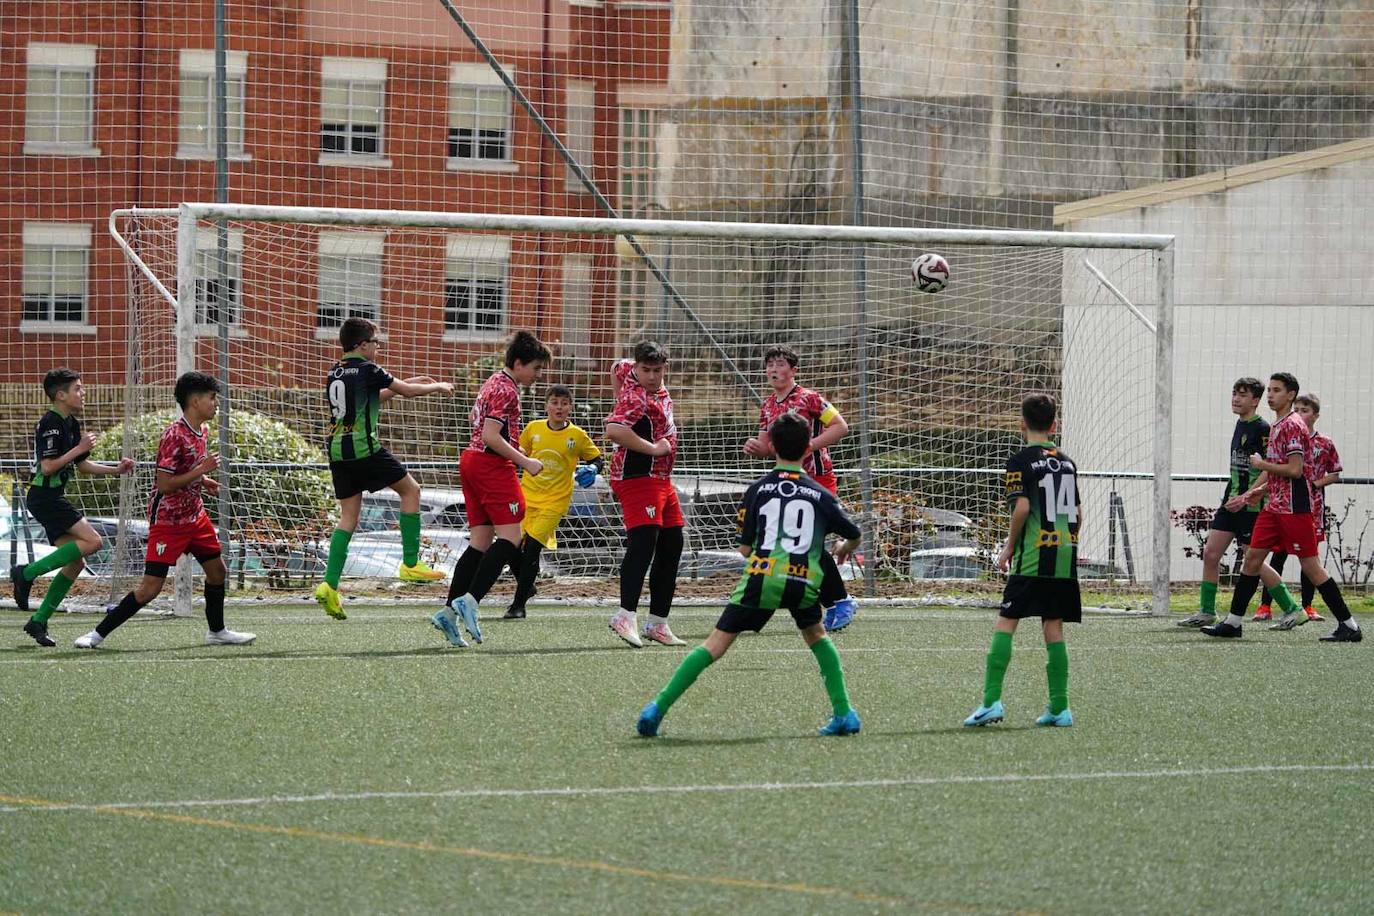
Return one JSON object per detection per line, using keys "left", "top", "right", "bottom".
{"left": 385, "top": 376, "right": 453, "bottom": 401}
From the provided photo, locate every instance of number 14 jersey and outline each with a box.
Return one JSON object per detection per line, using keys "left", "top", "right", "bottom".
{"left": 1005, "top": 442, "right": 1081, "bottom": 579}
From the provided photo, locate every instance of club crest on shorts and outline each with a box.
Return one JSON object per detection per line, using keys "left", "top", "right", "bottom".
{"left": 645, "top": 505, "right": 656, "bottom": 519}
{"left": 509, "top": 502, "right": 520, "bottom": 515}
{"left": 155, "top": 542, "right": 166, "bottom": 556}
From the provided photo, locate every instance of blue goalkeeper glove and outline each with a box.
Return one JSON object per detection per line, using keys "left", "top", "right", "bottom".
{"left": 574, "top": 464, "right": 598, "bottom": 488}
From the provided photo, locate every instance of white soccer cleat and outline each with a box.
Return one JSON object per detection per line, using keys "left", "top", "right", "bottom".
{"left": 206, "top": 628, "right": 257, "bottom": 645}
{"left": 73, "top": 631, "right": 104, "bottom": 649}
{"left": 642, "top": 621, "right": 686, "bottom": 646}
{"left": 609, "top": 611, "right": 644, "bottom": 648}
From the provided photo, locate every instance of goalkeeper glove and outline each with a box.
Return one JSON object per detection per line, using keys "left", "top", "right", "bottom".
{"left": 574, "top": 463, "right": 598, "bottom": 488}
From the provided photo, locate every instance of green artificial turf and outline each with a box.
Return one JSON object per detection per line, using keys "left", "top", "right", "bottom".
{"left": 2, "top": 604, "right": 1371, "bottom": 914}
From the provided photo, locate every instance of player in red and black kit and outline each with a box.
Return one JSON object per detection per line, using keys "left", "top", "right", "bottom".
{"left": 74, "top": 372, "right": 256, "bottom": 648}
{"left": 742, "top": 345, "right": 858, "bottom": 632}
{"left": 605, "top": 341, "right": 686, "bottom": 648}
{"left": 1202, "top": 373, "right": 1361, "bottom": 642}
{"left": 431, "top": 331, "right": 550, "bottom": 648}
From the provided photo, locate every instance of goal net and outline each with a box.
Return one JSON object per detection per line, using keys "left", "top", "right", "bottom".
{"left": 106, "top": 203, "right": 1174, "bottom": 612}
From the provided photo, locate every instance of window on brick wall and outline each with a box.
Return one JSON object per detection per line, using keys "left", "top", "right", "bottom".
{"left": 619, "top": 107, "right": 657, "bottom": 216}
{"left": 320, "top": 58, "right": 387, "bottom": 165}
{"left": 564, "top": 80, "right": 595, "bottom": 192}
{"left": 194, "top": 229, "right": 244, "bottom": 334}
{"left": 24, "top": 43, "right": 98, "bottom": 156}
{"left": 22, "top": 223, "right": 92, "bottom": 332}
{"left": 444, "top": 236, "right": 509, "bottom": 339}
{"left": 317, "top": 232, "right": 383, "bottom": 333}
{"left": 178, "top": 49, "right": 247, "bottom": 159}
{"left": 562, "top": 255, "right": 593, "bottom": 362}
{"left": 448, "top": 62, "right": 515, "bottom": 170}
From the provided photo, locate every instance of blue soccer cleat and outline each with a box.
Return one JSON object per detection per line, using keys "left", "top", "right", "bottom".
{"left": 636, "top": 701, "right": 663, "bottom": 737}
{"left": 1035, "top": 707, "right": 1074, "bottom": 727}
{"left": 963, "top": 700, "right": 1005, "bottom": 727}
{"left": 429, "top": 607, "right": 469, "bottom": 648}
{"left": 451, "top": 594, "right": 483, "bottom": 644}
{"left": 817, "top": 708, "right": 861, "bottom": 736}
{"left": 825, "top": 597, "right": 858, "bottom": 633}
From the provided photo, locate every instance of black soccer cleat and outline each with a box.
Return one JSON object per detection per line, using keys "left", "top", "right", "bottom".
{"left": 1201, "top": 621, "right": 1243, "bottom": 638}
{"left": 10, "top": 565, "right": 32, "bottom": 614}
{"left": 22, "top": 618, "right": 56, "bottom": 648}
{"left": 1319, "top": 624, "right": 1363, "bottom": 643}
{"left": 502, "top": 605, "right": 526, "bottom": 620}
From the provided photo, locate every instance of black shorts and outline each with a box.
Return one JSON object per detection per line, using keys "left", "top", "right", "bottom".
{"left": 1210, "top": 505, "right": 1258, "bottom": 545}
{"left": 25, "top": 487, "right": 84, "bottom": 544}
{"left": 715, "top": 602, "right": 824, "bottom": 634}
{"left": 329, "top": 449, "right": 408, "bottom": 500}
{"left": 999, "top": 575, "right": 1082, "bottom": 623}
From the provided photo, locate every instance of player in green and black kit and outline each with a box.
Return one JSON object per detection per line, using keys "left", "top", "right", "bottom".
{"left": 636, "top": 411, "right": 863, "bottom": 738}
{"left": 314, "top": 317, "right": 454, "bottom": 619}
{"left": 1177, "top": 377, "right": 1270, "bottom": 627}
{"left": 10, "top": 368, "right": 133, "bottom": 646}
{"left": 964, "top": 393, "right": 1081, "bottom": 728}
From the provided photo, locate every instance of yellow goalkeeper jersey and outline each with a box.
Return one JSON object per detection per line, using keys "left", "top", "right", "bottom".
{"left": 519, "top": 419, "right": 601, "bottom": 511}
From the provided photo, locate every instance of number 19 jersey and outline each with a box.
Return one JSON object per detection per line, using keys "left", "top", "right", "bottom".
{"left": 326, "top": 356, "right": 395, "bottom": 461}
{"left": 1006, "top": 442, "right": 1081, "bottom": 579}
{"left": 731, "top": 468, "right": 861, "bottom": 611}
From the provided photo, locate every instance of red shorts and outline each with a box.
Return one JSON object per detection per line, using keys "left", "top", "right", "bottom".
{"left": 460, "top": 449, "right": 526, "bottom": 527}
{"left": 145, "top": 512, "right": 222, "bottom": 570}
{"left": 1251, "top": 510, "right": 1319, "bottom": 559}
{"left": 611, "top": 476, "right": 684, "bottom": 529}
{"left": 811, "top": 472, "right": 838, "bottom": 496}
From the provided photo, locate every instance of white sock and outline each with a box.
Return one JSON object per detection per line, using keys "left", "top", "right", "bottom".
{"left": 1224, "top": 614, "right": 1245, "bottom": 627}
{"left": 615, "top": 608, "right": 636, "bottom": 621}
{"left": 1345, "top": 618, "right": 1360, "bottom": 630}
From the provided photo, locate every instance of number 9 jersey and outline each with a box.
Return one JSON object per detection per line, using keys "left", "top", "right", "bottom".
{"left": 1005, "top": 442, "right": 1080, "bottom": 579}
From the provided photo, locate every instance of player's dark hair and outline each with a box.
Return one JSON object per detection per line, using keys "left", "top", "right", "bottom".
{"left": 505, "top": 330, "right": 551, "bottom": 368}
{"left": 339, "top": 317, "right": 378, "bottom": 352}
{"left": 1232, "top": 377, "right": 1264, "bottom": 399}
{"left": 174, "top": 371, "right": 221, "bottom": 408}
{"left": 769, "top": 411, "right": 810, "bottom": 462}
{"left": 1295, "top": 393, "right": 1321, "bottom": 414}
{"left": 42, "top": 367, "right": 81, "bottom": 400}
{"left": 546, "top": 383, "right": 573, "bottom": 402}
{"left": 1021, "top": 393, "right": 1057, "bottom": 432}
{"left": 763, "top": 345, "right": 798, "bottom": 368}
{"left": 633, "top": 339, "right": 668, "bottom": 366}
{"left": 1270, "top": 371, "right": 1299, "bottom": 394}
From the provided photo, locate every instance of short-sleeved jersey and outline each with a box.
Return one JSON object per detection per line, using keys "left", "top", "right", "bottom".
{"left": 758, "top": 385, "right": 841, "bottom": 479}
{"left": 1006, "top": 443, "right": 1081, "bottom": 579}
{"left": 1309, "top": 431, "right": 1342, "bottom": 522}
{"left": 606, "top": 373, "right": 677, "bottom": 481}
{"left": 30, "top": 409, "right": 86, "bottom": 490}
{"left": 1263, "top": 412, "right": 1313, "bottom": 515}
{"left": 326, "top": 356, "right": 395, "bottom": 461}
{"left": 149, "top": 416, "right": 210, "bottom": 526}
{"left": 730, "top": 467, "right": 862, "bottom": 611}
{"left": 1223, "top": 415, "right": 1270, "bottom": 512}
{"left": 519, "top": 419, "right": 601, "bottom": 511}
{"left": 467, "top": 370, "right": 523, "bottom": 456}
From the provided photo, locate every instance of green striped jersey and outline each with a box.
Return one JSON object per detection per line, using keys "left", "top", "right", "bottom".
{"left": 1006, "top": 442, "right": 1081, "bottom": 580}
{"left": 730, "top": 467, "right": 861, "bottom": 611}
{"left": 31, "top": 409, "right": 86, "bottom": 489}
{"left": 1224, "top": 415, "right": 1269, "bottom": 512}
{"left": 325, "top": 356, "right": 395, "bottom": 461}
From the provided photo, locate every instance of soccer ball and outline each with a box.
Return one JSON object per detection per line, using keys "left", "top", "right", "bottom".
{"left": 911, "top": 253, "right": 950, "bottom": 293}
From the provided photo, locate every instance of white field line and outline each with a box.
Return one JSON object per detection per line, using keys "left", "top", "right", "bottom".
{"left": 2, "top": 763, "right": 1370, "bottom": 816}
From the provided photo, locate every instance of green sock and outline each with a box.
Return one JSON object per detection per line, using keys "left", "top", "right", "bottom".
{"left": 1046, "top": 640, "right": 1069, "bottom": 715}
{"left": 398, "top": 512, "right": 421, "bottom": 567}
{"left": 654, "top": 645, "right": 714, "bottom": 712}
{"left": 982, "top": 630, "right": 1014, "bottom": 706}
{"left": 32, "top": 571, "right": 76, "bottom": 624}
{"left": 1269, "top": 582, "right": 1298, "bottom": 614}
{"left": 809, "top": 636, "right": 852, "bottom": 717}
{"left": 325, "top": 528, "right": 352, "bottom": 589}
{"left": 1199, "top": 580, "right": 1217, "bottom": 614}
{"left": 22, "top": 540, "right": 83, "bottom": 581}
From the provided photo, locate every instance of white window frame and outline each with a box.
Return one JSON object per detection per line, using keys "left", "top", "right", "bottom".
{"left": 561, "top": 254, "right": 593, "bottom": 362}
{"left": 447, "top": 62, "right": 517, "bottom": 173}
{"left": 315, "top": 231, "right": 384, "bottom": 338}
{"left": 618, "top": 105, "right": 658, "bottom": 217}
{"left": 564, "top": 80, "right": 595, "bottom": 192}
{"left": 21, "top": 223, "right": 96, "bottom": 335}
{"left": 193, "top": 228, "right": 246, "bottom": 336}
{"left": 319, "top": 57, "right": 389, "bottom": 167}
{"left": 443, "top": 235, "right": 510, "bottom": 341}
{"left": 177, "top": 49, "right": 249, "bottom": 161}
{"left": 24, "top": 43, "right": 99, "bottom": 157}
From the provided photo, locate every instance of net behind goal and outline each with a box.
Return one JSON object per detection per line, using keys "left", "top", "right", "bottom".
{"left": 105, "top": 203, "right": 1174, "bottom": 612}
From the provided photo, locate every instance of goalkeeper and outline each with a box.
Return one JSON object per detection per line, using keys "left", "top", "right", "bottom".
{"left": 502, "top": 384, "right": 603, "bottom": 619}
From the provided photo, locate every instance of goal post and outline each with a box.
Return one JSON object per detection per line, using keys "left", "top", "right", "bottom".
{"left": 108, "top": 202, "right": 1175, "bottom": 615}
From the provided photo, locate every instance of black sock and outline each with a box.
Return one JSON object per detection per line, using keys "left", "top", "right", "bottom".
{"left": 468, "top": 538, "right": 519, "bottom": 603}
{"left": 818, "top": 549, "right": 848, "bottom": 607}
{"left": 447, "top": 546, "right": 484, "bottom": 605}
{"left": 97, "top": 591, "right": 148, "bottom": 638}
{"left": 1261, "top": 552, "right": 1288, "bottom": 606}
{"left": 648, "top": 526, "right": 683, "bottom": 619}
{"left": 1317, "top": 579, "right": 1352, "bottom": 623}
{"left": 1300, "top": 572, "right": 1316, "bottom": 609}
{"left": 1228, "top": 573, "right": 1260, "bottom": 617}
{"left": 204, "top": 582, "right": 226, "bottom": 632}
{"left": 512, "top": 537, "right": 543, "bottom": 608}
{"left": 620, "top": 525, "right": 659, "bottom": 613}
